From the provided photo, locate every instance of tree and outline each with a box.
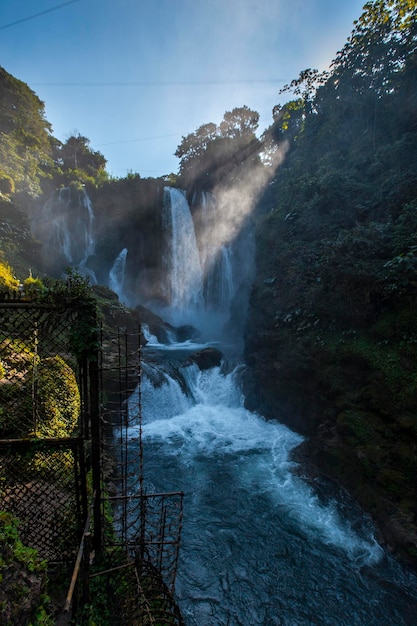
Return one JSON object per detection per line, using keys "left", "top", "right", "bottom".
{"left": 329, "top": 0, "right": 417, "bottom": 97}
{"left": 279, "top": 69, "right": 329, "bottom": 113}
{"left": 175, "top": 106, "right": 261, "bottom": 190}
{"left": 56, "top": 134, "right": 107, "bottom": 185}
{"left": 219, "top": 106, "right": 259, "bottom": 138}
{"left": 0, "top": 66, "right": 55, "bottom": 195}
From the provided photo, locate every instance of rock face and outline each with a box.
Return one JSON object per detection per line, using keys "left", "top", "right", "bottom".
{"left": 187, "top": 347, "right": 223, "bottom": 370}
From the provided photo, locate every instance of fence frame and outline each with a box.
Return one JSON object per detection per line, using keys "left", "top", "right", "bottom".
{"left": 0, "top": 296, "right": 102, "bottom": 557}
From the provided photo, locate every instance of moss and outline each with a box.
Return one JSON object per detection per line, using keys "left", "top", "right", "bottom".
{"left": 0, "top": 259, "right": 19, "bottom": 291}
{"left": 0, "top": 349, "right": 80, "bottom": 438}
{"left": 36, "top": 356, "right": 80, "bottom": 438}
{"left": 0, "top": 511, "right": 52, "bottom": 625}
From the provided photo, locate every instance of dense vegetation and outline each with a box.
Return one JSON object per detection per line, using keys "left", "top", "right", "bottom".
{"left": 0, "top": 511, "right": 50, "bottom": 625}
{"left": 175, "top": 105, "right": 261, "bottom": 193}
{"left": 0, "top": 66, "right": 108, "bottom": 199}
{"left": 244, "top": 0, "right": 417, "bottom": 566}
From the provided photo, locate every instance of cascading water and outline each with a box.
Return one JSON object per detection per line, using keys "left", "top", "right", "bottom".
{"left": 193, "top": 191, "right": 236, "bottom": 316}
{"left": 34, "top": 186, "right": 97, "bottom": 283}
{"left": 160, "top": 187, "right": 252, "bottom": 341}
{"left": 124, "top": 185, "right": 417, "bottom": 624}
{"left": 162, "top": 187, "right": 205, "bottom": 326}
{"left": 204, "top": 245, "right": 234, "bottom": 312}
{"left": 129, "top": 353, "right": 417, "bottom": 625}
{"left": 109, "top": 248, "right": 128, "bottom": 303}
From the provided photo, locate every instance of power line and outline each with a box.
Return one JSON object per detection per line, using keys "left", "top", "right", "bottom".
{"left": 0, "top": 0, "right": 81, "bottom": 30}
{"left": 30, "top": 79, "right": 286, "bottom": 87}
{"left": 97, "top": 133, "right": 182, "bottom": 147}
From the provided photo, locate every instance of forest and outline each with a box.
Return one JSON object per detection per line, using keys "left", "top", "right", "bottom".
{"left": 1, "top": 0, "right": 417, "bottom": 588}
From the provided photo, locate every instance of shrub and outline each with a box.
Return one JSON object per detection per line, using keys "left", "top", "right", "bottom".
{"left": 0, "top": 261, "right": 19, "bottom": 291}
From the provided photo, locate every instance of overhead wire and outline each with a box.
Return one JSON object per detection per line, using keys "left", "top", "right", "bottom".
{"left": 30, "top": 79, "right": 286, "bottom": 87}
{"left": 0, "top": 0, "right": 81, "bottom": 30}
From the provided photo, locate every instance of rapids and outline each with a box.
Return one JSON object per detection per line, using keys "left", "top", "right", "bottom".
{"left": 127, "top": 344, "right": 417, "bottom": 625}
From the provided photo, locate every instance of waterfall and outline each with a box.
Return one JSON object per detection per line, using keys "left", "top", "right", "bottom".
{"left": 109, "top": 248, "right": 128, "bottom": 303}
{"left": 195, "top": 192, "right": 235, "bottom": 313}
{"left": 34, "top": 186, "right": 97, "bottom": 283}
{"left": 204, "top": 245, "right": 234, "bottom": 312}
{"left": 162, "top": 187, "right": 204, "bottom": 326}
{"left": 159, "top": 187, "right": 253, "bottom": 341}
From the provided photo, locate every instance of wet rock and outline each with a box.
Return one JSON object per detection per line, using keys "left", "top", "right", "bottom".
{"left": 175, "top": 324, "right": 200, "bottom": 342}
{"left": 188, "top": 348, "right": 223, "bottom": 370}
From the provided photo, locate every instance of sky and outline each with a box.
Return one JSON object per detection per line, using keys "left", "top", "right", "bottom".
{"left": 0, "top": 0, "right": 366, "bottom": 179}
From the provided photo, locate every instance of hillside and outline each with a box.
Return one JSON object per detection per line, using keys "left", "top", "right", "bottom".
{"left": 244, "top": 0, "right": 417, "bottom": 566}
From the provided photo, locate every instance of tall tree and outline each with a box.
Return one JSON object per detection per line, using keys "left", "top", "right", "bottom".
{"left": 56, "top": 134, "right": 107, "bottom": 184}
{"left": 0, "top": 66, "right": 54, "bottom": 195}
{"left": 175, "top": 106, "right": 261, "bottom": 190}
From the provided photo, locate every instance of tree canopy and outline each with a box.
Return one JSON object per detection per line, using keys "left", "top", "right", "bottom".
{"left": 54, "top": 133, "right": 108, "bottom": 188}
{"left": 0, "top": 66, "right": 54, "bottom": 196}
{"left": 175, "top": 106, "right": 262, "bottom": 190}
{"left": 0, "top": 66, "right": 108, "bottom": 197}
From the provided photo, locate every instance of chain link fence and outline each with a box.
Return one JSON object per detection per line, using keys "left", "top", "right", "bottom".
{"left": 0, "top": 438, "right": 86, "bottom": 561}
{"left": 0, "top": 297, "right": 91, "bottom": 562}
{"left": 1, "top": 298, "right": 185, "bottom": 623}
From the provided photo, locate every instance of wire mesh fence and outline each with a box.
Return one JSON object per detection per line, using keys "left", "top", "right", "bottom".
{"left": 1, "top": 298, "right": 185, "bottom": 622}
{"left": 0, "top": 299, "right": 82, "bottom": 439}
{"left": 0, "top": 297, "right": 91, "bottom": 563}
{"left": 100, "top": 326, "right": 185, "bottom": 623}
{"left": 0, "top": 438, "right": 86, "bottom": 561}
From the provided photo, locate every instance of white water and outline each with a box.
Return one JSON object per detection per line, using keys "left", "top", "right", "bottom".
{"left": 109, "top": 248, "right": 128, "bottom": 303}
{"left": 141, "top": 324, "right": 160, "bottom": 345}
{"left": 163, "top": 187, "right": 205, "bottom": 325}
{"left": 126, "top": 351, "right": 417, "bottom": 625}
{"left": 158, "top": 187, "right": 249, "bottom": 340}
{"left": 35, "top": 187, "right": 97, "bottom": 283}
{"left": 133, "top": 363, "right": 382, "bottom": 563}
{"left": 196, "top": 192, "right": 235, "bottom": 314}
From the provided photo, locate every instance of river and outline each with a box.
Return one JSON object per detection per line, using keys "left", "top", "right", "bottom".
{"left": 126, "top": 337, "right": 417, "bottom": 626}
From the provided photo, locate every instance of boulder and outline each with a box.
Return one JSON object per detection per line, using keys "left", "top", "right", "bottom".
{"left": 188, "top": 347, "right": 223, "bottom": 370}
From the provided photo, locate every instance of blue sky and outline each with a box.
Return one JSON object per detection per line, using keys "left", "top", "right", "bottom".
{"left": 0, "top": 0, "right": 365, "bottom": 178}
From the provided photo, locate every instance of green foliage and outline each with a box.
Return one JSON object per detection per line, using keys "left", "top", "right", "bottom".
{"left": 0, "top": 66, "right": 110, "bottom": 197}
{"left": 0, "top": 259, "right": 19, "bottom": 291}
{"left": 175, "top": 105, "right": 262, "bottom": 190}
{"left": 41, "top": 268, "right": 97, "bottom": 304}
{"left": 0, "top": 511, "right": 52, "bottom": 625}
{"left": 0, "top": 197, "right": 42, "bottom": 277}
{"left": 52, "top": 134, "right": 109, "bottom": 189}
{"left": 0, "top": 338, "right": 81, "bottom": 439}
{"left": 69, "top": 315, "right": 101, "bottom": 362}
{"left": 36, "top": 356, "right": 80, "bottom": 437}
{"left": 0, "top": 66, "right": 54, "bottom": 196}
{"left": 0, "top": 511, "right": 42, "bottom": 573}
{"left": 23, "top": 274, "right": 45, "bottom": 295}
{"left": 77, "top": 549, "right": 133, "bottom": 625}
{"left": 247, "top": 0, "right": 417, "bottom": 565}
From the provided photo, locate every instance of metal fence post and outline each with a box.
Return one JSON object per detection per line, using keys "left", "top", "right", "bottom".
{"left": 89, "top": 357, "right": 102, "bottom": 554}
